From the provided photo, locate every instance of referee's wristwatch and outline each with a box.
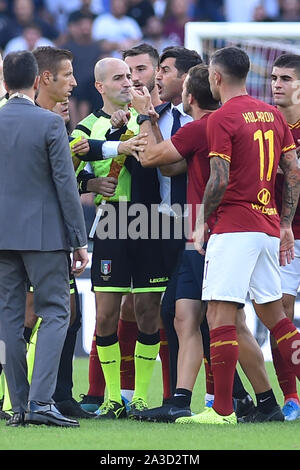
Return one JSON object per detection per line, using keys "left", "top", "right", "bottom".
{"left": 137, "top": 114, "right": 151, "bottom": 125}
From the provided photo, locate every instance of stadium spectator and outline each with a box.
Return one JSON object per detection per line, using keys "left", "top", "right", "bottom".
{"left": 0, "top": 1, "right": 11, "bottom": 49}
{"left": 5, "top": 0, "right": 60, "bottom": 45}
{"left": 91, "top": 0, "right": 143, "bottom": 58}
{"left": 4, "top": 22, "right": 54, "bottom": 55}
{"left": 61, "top": 10, "right": 103, "bottom": 129}
{"left": 192, "top": 0, "right": 225, "bottom": 21}
{"left": 126, "top": 0, "right": 155, "bottom": 30}
{"left": 162, "top": 0, "right": 193, "bottom": 47}
{"left": 142, "top": 15, "right": 171, "bottom": 54}
{"left": 277, "top": 0, "right": 300, "bottom": 21}
{"left": 43, "top": 0, "right": 104, "bottom": 34}
{"left": 252, "top": 3, "right": 277, "bottom": 21}
{"left": 224, "top": 0, "right": 279, "bottom": 22}
{"left": 152, "top": 0, "right": 167, "bottom": 17}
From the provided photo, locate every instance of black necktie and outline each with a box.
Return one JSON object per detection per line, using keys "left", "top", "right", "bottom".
{"left": 171, "top": 108, "right": 181, "bottom": 136}
{"left": 170, "top": 108, "right": 187, "bottom": 211}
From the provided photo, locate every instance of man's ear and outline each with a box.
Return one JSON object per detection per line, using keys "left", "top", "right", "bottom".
{"left": 214, "top": 70, "right": 222, "bottom": 87}
{"left": 95, "top": 80, "right": 103, "bottom": 95}
{"left": 41, "top": 70, "right": 51, "bottom": 85}
{"left": 33, "top": 75, "right": 40, "bottom": 91}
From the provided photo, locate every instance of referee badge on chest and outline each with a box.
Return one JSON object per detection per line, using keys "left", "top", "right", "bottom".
{"left": 101, "top": 260, "right": 112, "bottom": 280}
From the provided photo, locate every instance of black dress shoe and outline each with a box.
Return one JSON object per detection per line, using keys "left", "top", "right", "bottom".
{"left": 6, "top": 412, "right": 27, "bottom": 427}
{"left": 25, "top": 401, "right": 80, "bottom": 427}
{"left": 55, "top": 398, "right": 96, "bottom": 419}
{"left": 133, "top": 404, "right": 192, "bottom": 423}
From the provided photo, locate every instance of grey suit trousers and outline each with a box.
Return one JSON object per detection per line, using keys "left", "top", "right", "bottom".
{"left": 0, "top": 250, "right": 70, "bottom": 413}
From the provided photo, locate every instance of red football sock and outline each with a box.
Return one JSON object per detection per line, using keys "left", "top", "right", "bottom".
{"left": 204, "top": 357, "right": 214, "bottom": 395}
{"left": 271, "top": 345, "right": 299, "bottom": 403}
{"left": 118, "top": 318, "right": 138, "bottom": 391}
{"left": 159, "top": 328, "right": 172, "bottom": 400}
{"left": 271, "top": 318, "right": 300, "bottom": 383}
{"left": 87, "top": 328, "right": 105, "bottom": 397}
{"left": 210, "top": 325, "right": 239, "bottom": 416}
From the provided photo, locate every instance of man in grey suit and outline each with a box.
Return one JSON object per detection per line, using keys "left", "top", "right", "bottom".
{"left": 0, "top": 51, "right": 89, "bottom": 427}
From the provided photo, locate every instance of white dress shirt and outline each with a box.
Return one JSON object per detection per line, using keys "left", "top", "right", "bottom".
{"left": 157, "top": 102, "right": 193, "bottom": 216}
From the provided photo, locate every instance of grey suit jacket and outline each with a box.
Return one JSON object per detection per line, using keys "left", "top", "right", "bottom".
{"left": 0, "top": 97, "right": 87, "bottom": 251}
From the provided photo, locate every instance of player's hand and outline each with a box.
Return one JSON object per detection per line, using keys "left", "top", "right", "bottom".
{"left": 72, "top": 247, "right": 89, "bottom": 276}
{"left": 86, "top": 176, "right": 118, "bottom": 197}
{"left": 279, "top": 226, "right": 295, "bottom": 266}
{"left": 192, "top": 223, "right": 209, "bottom": 255}
{"left": 72, "top": 137, "right": 90, "bottom": 155}
{"left": 131, "top": 86, "right": 152, "bottom": 115}
{"left": 111, "top": 110, "right": 130, "bottom": 128}
{"left": 148, "top": 103, "right": 159, "bottom": 124}
{"left": 118, "top": 133, "right": 148, "bottom": 160}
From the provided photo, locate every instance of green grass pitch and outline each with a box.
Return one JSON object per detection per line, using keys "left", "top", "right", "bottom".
{"left": 1, "top": 358, "right": 300, "bottom": 451}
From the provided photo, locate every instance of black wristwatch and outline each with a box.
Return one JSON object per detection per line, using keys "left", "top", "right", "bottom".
{"left": 137, "top": 114, "right": 151, "bottom": 125}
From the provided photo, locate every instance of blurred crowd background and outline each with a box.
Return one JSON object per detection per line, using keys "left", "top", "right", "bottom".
{"left": 1, "top": 0, "right": 299, "bottom": 126}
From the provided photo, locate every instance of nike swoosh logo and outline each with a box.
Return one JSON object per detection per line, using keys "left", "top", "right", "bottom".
{"left": 259, "top": 397, "right": 270, "bottom": 403}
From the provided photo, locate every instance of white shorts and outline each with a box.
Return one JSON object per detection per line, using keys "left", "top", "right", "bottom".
{"left": 202, "top": 232, "right": 282, "bottom": 305}
{"left": 280, "top": 239, "right": 300, "bottom": 296}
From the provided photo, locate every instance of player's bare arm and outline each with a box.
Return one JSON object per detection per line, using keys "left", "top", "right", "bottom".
{"left": 279, "top": 149, "right": 300, "bottom": 227}
{"left": 202, "top": 156, "right": 230, "bottom": 221}
{"left": 159, "top": 160, "right": 187, "bottom": 176}
{"left": 193, "top": 156, "right": 229, "bottom": 254}
{"left": 278, "top": 149, "right": 300, "bottom": 265}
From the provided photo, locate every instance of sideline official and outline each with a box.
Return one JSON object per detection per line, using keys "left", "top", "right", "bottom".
{"left": 0, "top": 51, "right": 88, "bottom": 427}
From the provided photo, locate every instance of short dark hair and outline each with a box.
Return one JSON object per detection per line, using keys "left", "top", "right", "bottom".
{"left": 273, "top": 53, "right": 300, "bottom": 77}
{"left": 186, "top": 64, "right": 219, "bottom": 110}
{"left": 122, "top": 43, "right": 159, "bottom": 67}
{"left": 159, "top": 46, "right": 202, "bottom": 75}
{"left": 32, "top": 46, "right": 73, "bottom": 77}
{"left": 211, "top": 46, "right": 250, "bottom": 80}
{"left": 3, "top": 50, "right": 38, "bottom": 90}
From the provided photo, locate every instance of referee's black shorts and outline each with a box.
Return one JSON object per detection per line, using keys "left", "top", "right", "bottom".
{"left": 91, "top": 202, "right": 168, "bottom": 294}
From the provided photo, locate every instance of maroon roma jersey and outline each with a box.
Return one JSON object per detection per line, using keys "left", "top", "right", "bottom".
{"left": 171, "top": 113, "right": 216, "bottom": 239}
{"left": 275, "top": 120, "right": 300, "bottom": 239}
{"left": 206, "top": 95, "right": 296, "bottom": 237}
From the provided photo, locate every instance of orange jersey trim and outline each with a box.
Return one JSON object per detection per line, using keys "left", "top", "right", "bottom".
{"left": 209, "top": 151, "right": 231, "bottom": 163}
{"left": 288, "top": 119, "right": 300, "bottom": 130}
{"left": 276, "top": 329, "right": 298, "bottom": 344}
{"left": 282, "top": 143, "right": 296, "bottom": 153}
{"left": 210, "top": 340, "right": 238, "bottom": 348}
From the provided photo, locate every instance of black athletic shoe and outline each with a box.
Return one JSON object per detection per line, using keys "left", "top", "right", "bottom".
{"left": 234, "top": 395, "right": 255, "bottom": 419}
{"left": 78, "top": 394, "right": 103, "bottom": 413}
{"left": 238, "top": 405, "right": 284, "bottom": 423}
{"left": 133, "top": 403, "right": 192, "bottom": 423}
{"left": 95, "top": 400, "right": 127, "bottom": 420}
{"left": 55, "top": 398, "right": 96, "bottom": 419}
